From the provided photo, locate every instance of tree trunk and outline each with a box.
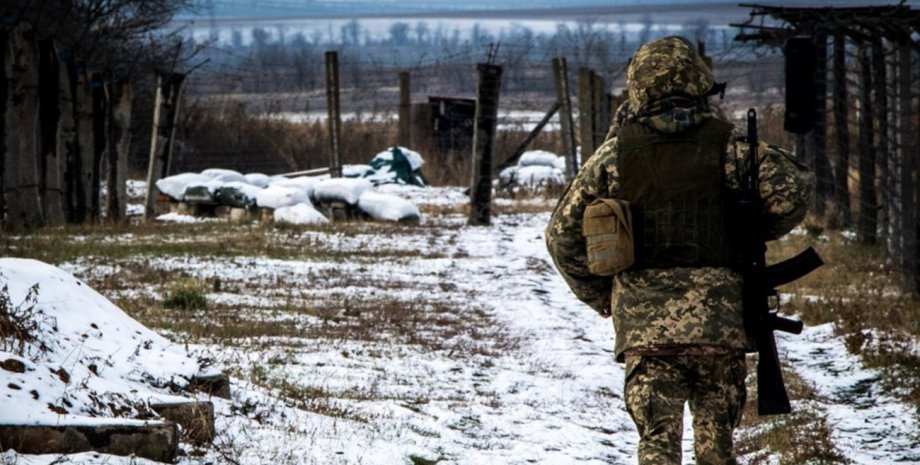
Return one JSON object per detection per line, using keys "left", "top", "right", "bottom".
{"left": 897, "top": 40, "right": 915, "bottom": 292}
{"left": 90, "top": 73, "right": 107, "bottom": 221}
{"left": 106, "top": 81, "right": 131, "bottom": 223}
{"left": 38, "top": 39, "right": 65, "bottom": 226}
{"left": 832, "top": 33, "right": 851, "bottom": 227}
{"left": 58, "top": 53, "right": 79, "bottom": 224}
{"left": 3, "top": 23, "right": 44, "bottom": 232}
{"left": 857, "top": 43, "right": 876, "bottom": 245}
{"left": 74, "top": 65, "right": 94, "bottom": 223}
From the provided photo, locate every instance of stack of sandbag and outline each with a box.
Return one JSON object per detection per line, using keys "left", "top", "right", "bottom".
{"left": 344, "top": 146, "right": 428, "bottom": 187}
{"left": 497, "top": 150, "right": 566, "bottom": 191}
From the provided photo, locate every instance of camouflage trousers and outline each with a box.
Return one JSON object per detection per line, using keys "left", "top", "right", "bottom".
{"left": 624, "top": 353, "right": 747, "bottom": 465}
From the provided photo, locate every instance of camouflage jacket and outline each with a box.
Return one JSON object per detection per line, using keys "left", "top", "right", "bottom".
{"left": 545, "top": 107, "right": 813, "bottom": 361}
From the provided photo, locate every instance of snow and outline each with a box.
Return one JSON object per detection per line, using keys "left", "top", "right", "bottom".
{"left": 518, "top": 150, "right": 559, "bottom": 168}
{"left": 155, "top": 212, "right": 217, "bottom": 223}
{"left": 201, "top": 168, "right": 247, "bottom": 184}
{"left": 313, "top": 178, "right": 373, "bottom": 205}
{"left": 270, "top": 176, "right": 321, "bottom": 200}
{"left": 245, "top": 173, "right": 272, "bottom": 188}
{"left": 154, "top": 173, "right": 210, "bottom": 200}
{"left": 0, "top": 259, "right": 214, "bottom": 426}
{"left": 255, "top": 185, "right": 311, "bottom": 209}
{"left": 357, "top": 191, "right": 421, "bottom": 222}
{"left": 273, "top": 203, "right": 329, "bottom": 225}
{"left": 5, "top": 186, "right": 920, "bottom": 465}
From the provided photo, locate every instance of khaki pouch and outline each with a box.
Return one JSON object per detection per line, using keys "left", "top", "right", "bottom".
{"left": 583, "top": 199, "right": 635, "bottom": 275}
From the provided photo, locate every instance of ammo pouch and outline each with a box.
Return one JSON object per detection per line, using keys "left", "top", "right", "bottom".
{"left": 583, "top": 199, "right": 635, "bottom": 275}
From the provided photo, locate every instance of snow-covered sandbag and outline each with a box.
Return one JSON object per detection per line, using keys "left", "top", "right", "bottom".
{"left": 255, "top": 185, "right": 310, "bottom": 209}
{"left": 498, "top": 166, "right": 518, "bottom": 187}
{"left": 183, "top": 179, "right": 225, "bottom": 203}
{"left": 155, "top": 173, "right": 209, "bottom": 200}
{"left": 519, "top": 150, "right": 560, "bottom": 168}
{"left": 273, "top": 202, "right": 329, "bottom": 225}
{"left": 343, "top": 164, "right": 375, "bottom": 178}
{"left": 554, "top": 155, "right": 566, "bottom": 171}
{"left": 271, "top": 176, "right": 320, "bottom": 200}
{"left": 215, "top": 181, "right": 264, "bottom": 208}
{"left": 516, "top": 165, "right": 564, "bottom": 187}
{"left": 244, "top": 173, "right": 271, "bottom": 188}
{"left": 313, "top": 178, "right": 373, "bottom": 205}
{"left": 201, "top": 168, "right": 247, "bottom": 184}
{"left": 357, "top": 191, "right": 421, "bottom": 222}
{"left": 372, "top": 146, "right": 424, "bottom": 170}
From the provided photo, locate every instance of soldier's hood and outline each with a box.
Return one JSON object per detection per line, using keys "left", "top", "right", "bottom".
{"left": 626, "top": 36, "right": 715, "bottom": 117}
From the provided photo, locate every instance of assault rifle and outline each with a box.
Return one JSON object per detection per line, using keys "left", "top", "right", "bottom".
{"left": 740, "top": 108, "right": 823, "bottom": 416}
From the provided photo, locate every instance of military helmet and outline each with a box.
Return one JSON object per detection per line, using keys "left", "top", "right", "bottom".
{"left": 626, "top": 36, "right": 715, "bottom": 113}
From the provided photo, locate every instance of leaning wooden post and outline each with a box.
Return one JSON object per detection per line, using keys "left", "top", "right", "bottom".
{"left": 856, "top": 43, "right": 876, "bottom": 245}
{"left": 832, "top": 32, "right": 851, "bottom": 227}
{"left": 38, "top": 38, "right": 65, "bottom": 226}
{"left": 398, "top": 71, "right": 411, "bottom": 148}
{"left": 3, "top": 22, "right": 44, "bottom": 231}
{"left": 552, "top": 57, "right": 577, "bottom": 180}
{"left": 325, "top": 51, "right": 342, "bottom": 178}
{"left": 591, "top": 71, "right": 606, "bottom": 154}
{"left": 468, "top": 62, "right": 502, "bottom": 226}
{"left": 107, "top": 81, "right": 131, "bottom": 223}
{"left": 144, "top": 71, "right": 185, "bottom": 220}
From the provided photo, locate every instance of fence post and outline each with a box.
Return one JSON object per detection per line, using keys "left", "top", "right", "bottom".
{"left": 325, "top": 51, "right": 342, "bottom": 178}
{"left": 813, "top": 32, "right": 832, "bottom": 217}
{"left": 144, "top": 71, "right": 185, "bottom": 220}
{"left": 872, "top": 36, "right": 890, "bottom": 244}
{"left": 856, "top": 43, "right": 876, "bottom": 245}
{"left": 832, "top": 33, "right": 851, "bottom": 227}
{"left": 577, "top": 66, "right": 593, "bottom": 161}
{"left": 592, "top": 71, "right": 606, "bottom": 154}
{"left": 552, "top": 57, "right": 577, "bottom": 180}
{"left": 398, "top": 71, "right": 411, "bottom": 148}
{"left": 38, "top": 38, "right": 65, "bottom": 226}
{"left": 3, "top": 22, "right": 44, "bottom": 231}
{"left": 107, "top": 81, "right": 131, "bottom": 223}
{"left": 468, "top": 63, "right": 502, "bottom": 226}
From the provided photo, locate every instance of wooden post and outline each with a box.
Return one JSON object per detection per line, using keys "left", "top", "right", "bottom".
{"left": 872, "top": 36, "right": 890, "bottom": 244}
{"left": 468, "top": 63, "right": 502, "bottom": 226}
{"left": 325, "top": 51, "right": 342, "bottom": 178}
{"left": 813, "top": 32, "right": 832, "bottom": 218}
{"left": 38, "top": 39, "right": 65, "bottom": 226}
{"left": 832, "top": 33, "right": 851, "bottom": 227}
{"left": 592, "top": 71, "right": 606, "bottom": 154}
{"left": 3, "top": 22, "right": 44, "bottom": 231}
{"left": 552, "top": 57, "right": 577, "bottom": 181}
{"left": 90, "top": 72, "right": 107, "bottom": 221}
{"left": 107, "top": 82, "right": 131, "bottom": 223}
{"left": 897, "top": 38, "right": 915, "bottom": 290}
{"left": 856, "top": 43, "right": 876, "bottom": 245}
{"left": 398, "top": 71, "right": 411, "bottom": 148}
{"left": 577, "top": 67, "right": 593, "bottom": 162}
{"left": 144, "top": 72, "right": 185, "bottom": 220}
{"left": 886, "top": 39, "right": 901, "bottom": 257}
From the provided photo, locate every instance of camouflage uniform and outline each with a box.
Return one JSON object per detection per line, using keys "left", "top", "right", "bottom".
{"left": 545, "top": 37, "right": 813, "bottom": 465}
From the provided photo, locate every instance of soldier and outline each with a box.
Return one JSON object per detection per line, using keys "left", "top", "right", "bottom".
{"left": 545, "top": 36, "right": 813, "bottom": 465}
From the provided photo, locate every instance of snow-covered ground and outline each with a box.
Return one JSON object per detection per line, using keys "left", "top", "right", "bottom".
{"left": 3, "top": 186, "right": 919, "bottom": 464}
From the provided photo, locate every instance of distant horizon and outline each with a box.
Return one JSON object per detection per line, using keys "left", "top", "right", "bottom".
{"left": 181, "top": 0, "right": 912, "bottom": 20}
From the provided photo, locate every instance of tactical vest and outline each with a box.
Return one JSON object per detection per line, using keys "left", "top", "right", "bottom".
{"left": 616, "top": 117, "right": 738, "bottom": 269}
